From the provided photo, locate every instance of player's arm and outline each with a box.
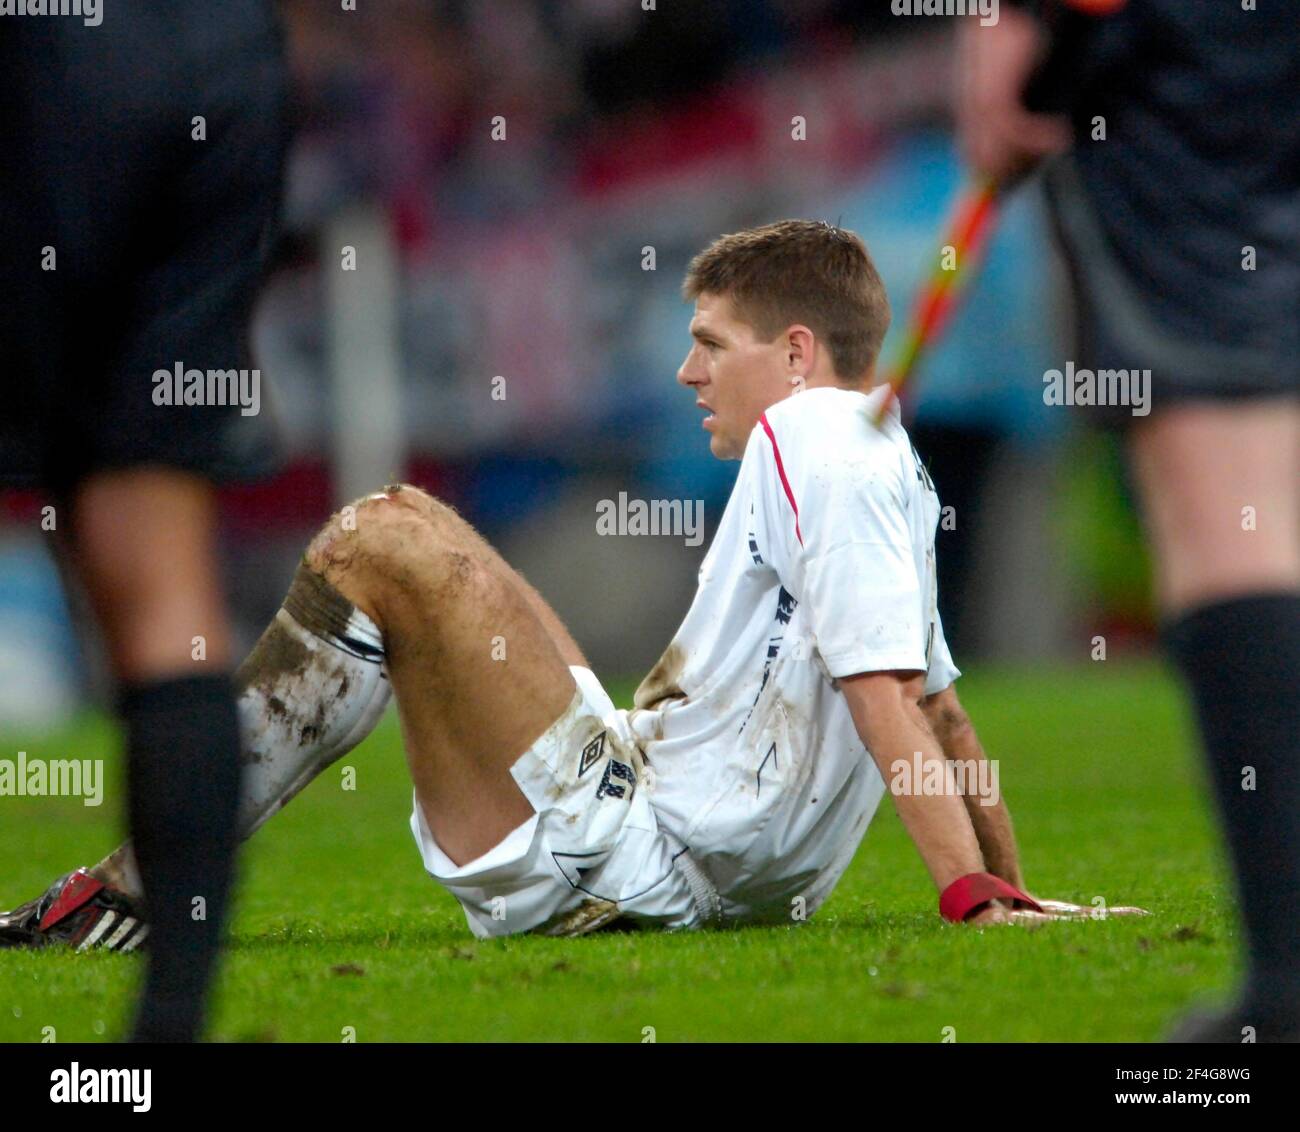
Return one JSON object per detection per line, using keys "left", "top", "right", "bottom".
{"left": 922, "top": 684, "right": 1025, "bottom": 891}
{"left": 843, "top": 671, "right": 1048, "bottom": 925}
{"left": 840, "top": 669, "right": 994, "bottom": 906}
{"left": 917, "top": 683, "right": 1150, "bottom": 922}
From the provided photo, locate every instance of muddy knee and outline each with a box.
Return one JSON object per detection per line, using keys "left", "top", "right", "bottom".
{"left": 303, "top": 484, "right": 481, "bottom": 624}
{"left": 306, "top": 485, "right": 440, "bottom": 570}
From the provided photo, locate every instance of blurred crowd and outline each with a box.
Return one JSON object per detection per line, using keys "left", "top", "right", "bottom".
{"left": 0, "top": 2, "right": 1148, "bottom": 723}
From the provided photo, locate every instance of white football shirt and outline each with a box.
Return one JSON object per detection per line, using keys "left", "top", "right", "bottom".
{"left": 620, "top": 383, "right": 959, "bottom": 921}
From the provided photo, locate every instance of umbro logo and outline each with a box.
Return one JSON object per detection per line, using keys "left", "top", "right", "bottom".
{"left": 578, "top": 731, "right": 607, "bottom": 777}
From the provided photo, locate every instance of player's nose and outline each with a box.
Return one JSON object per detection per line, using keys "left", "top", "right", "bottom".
{"left": 677, "top": 350, "right": 702, "bottom": 387}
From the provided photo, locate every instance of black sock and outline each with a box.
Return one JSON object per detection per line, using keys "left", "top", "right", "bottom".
{"left": 1163, "top": 593, "right": 1300, "bottom": 1015}
{"left": 120, "top": 674, "right": 242, "bottom": 1042}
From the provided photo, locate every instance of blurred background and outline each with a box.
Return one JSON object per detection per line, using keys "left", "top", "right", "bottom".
{"left": 0, "top": 0, "right": 1155, "bottom": 726}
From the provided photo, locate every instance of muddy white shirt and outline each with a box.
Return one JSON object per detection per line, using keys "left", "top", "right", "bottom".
{"left": 621, "top": 384, "right": 959, "bottom": 920}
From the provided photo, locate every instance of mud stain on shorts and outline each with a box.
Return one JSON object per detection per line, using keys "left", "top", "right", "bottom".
{"left": 535, "top": 897, "right": 622, "bottom": 937}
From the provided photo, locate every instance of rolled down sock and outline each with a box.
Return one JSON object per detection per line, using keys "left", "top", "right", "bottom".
{"left": 236, "top": 563, "right": 392, "bottom": 838}
{"left": 99, "top": 565, "right": 391, "bottom": 902}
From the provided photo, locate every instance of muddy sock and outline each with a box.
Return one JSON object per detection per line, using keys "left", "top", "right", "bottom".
{"left": 100, "top": 564, "right": 390, "bottom": 900}
{"left": 235, "top": 562, "right": 391, "bottom": 837}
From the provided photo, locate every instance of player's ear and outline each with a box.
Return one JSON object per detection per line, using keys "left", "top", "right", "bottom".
{"left": 785, "top": 324, "right": 814, "bottom": 373}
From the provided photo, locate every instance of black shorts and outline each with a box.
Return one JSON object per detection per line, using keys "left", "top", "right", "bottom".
{"left": 1045, "top": 155, "right": 1299, "bottom": 426}
{"left": 1039, "top": 0, "right": 1299, "bottom": 425}
{"left": 0, "top": 2, "right": 290, "bottom": 491}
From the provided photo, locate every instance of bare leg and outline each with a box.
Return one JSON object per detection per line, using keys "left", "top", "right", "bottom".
{"left": 1130, "top": 398, "right": 1300, "bottom": 1037}
{"left": 65, "top": 468, "right": 241, "bottom": 1041}
{"left": 72, "top": 470, "right": 232, "bottom": 900}
{"left": 89, "top": 483, "right": 590, "bottom": 894}
{"left": 303, "top": 484, "right": 583, "bottom": 865}
{"left": 68, "top": 468, "right": 233, "bottom": 678}
{"left": 1128, "top": 401, "right": 1300, "bottom": 615}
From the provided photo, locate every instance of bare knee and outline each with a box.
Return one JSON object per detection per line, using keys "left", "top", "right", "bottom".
{"left": 303, "top": 484, "right": 480, "bottom": 626}
{"left": 307, "top": 484, "right": 442, "bottom": 567}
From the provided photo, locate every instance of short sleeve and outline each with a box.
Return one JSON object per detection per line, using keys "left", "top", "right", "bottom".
{"left": 924, "top": 606, "right": 961, "bottom": 695}
{"left": 754, "top": 411, "right": 929, "bottom": 680}
{"left": 800, "top": 463, "right": 928, "bottom": 678}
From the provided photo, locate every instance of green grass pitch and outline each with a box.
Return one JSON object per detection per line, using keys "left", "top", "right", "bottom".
{"left": 0, "top": 660, "right": 1239, "bottom": 1042}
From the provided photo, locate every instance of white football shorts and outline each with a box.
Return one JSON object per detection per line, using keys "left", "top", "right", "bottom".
{"left": 408, "top": 666, "right": 722, "bottom": 939}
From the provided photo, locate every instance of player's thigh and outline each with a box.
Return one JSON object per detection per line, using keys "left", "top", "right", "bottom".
{"left": 1128, "top": 398, "right": 1300, "bottom": 613}
{"left": 66, "top": 468, "right": 232, "bottom": 680}
{"left": 401, "top": 489, "right": 588, "bottom": 668}
{"left": 305, "top": 486, "right": 580, "bottom": 864}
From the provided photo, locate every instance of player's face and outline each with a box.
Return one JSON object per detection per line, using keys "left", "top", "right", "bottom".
{"left": 678, "top": 293, "right": 795, "bottom": 460}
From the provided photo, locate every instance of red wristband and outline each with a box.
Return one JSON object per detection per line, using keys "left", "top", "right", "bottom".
{"left": 939, "top": 873, "right": 1043, "bottom": 923}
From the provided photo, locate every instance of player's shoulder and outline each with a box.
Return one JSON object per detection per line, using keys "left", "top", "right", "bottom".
{"left": 756, "top": 385, "right": 905, "bottom": 476}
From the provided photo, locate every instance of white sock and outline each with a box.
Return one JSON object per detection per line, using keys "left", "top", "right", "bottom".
{"left": 236, "top": 564, "right": 391, "bottom": 837}
{"left": 95, "top": 566, "right": 391, "bottom": 898}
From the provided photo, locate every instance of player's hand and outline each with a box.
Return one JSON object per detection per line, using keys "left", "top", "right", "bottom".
{"left": 964, "top": 899, "right": 1051, "bottom": 926}
{"left": 1029, "top": 897, "right": 1151, "bottom": 919}
{"left": 966, "top": 896, "right": 1150, "bottom": 926}
{"left": 966, "top": 899, "right": 1014, "bottom": 926}
{"left": 955, "top": 8, "right": 1072, "bottom": 185}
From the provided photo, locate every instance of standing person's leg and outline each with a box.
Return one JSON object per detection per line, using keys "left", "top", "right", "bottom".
{"left": 0, "top": 7, "right": 296, "bottom": 1044}
{"left": 1129, "top": 399, "right": 1300, "bottom": 1040}
{"left": 68, "top": 469, "right": 244, "bottom": 1042}
{"left": 1129, "top": 403, "right": 1299, "bottom": 609}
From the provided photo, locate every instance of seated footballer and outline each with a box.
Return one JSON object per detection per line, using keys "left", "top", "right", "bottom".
{"left": 1, "top": 220, "right": 1142, "bottom": 950}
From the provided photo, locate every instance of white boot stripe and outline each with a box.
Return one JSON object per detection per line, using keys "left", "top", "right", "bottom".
{"left": 103, "top": 917, "right": 137, "bottom": 950}
{"left": 77, "top": 910, "right": 116, "bottom": 952}
{"left": 120, "top": 923, "right": 148, "bottom": 952}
